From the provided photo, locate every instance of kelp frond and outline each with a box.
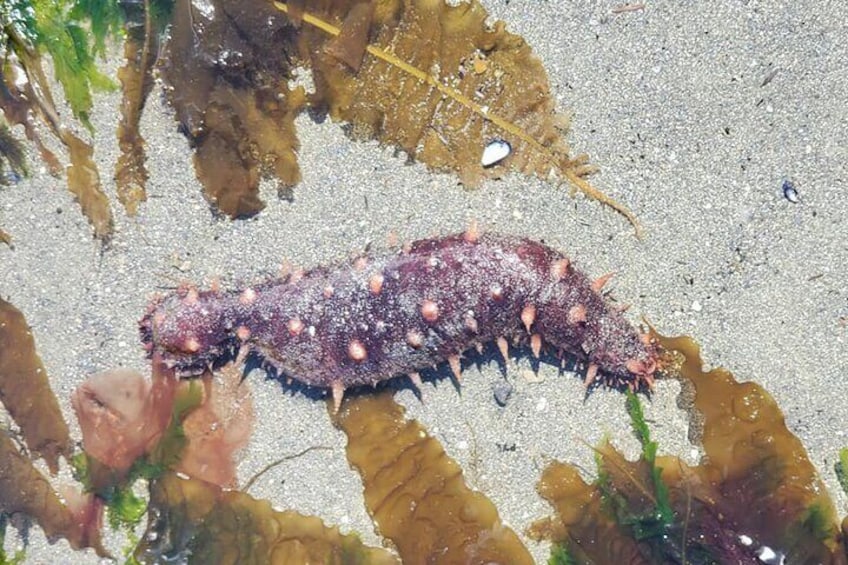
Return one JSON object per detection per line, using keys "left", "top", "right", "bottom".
{"left": 0, "top": 0, "right": 122, "bottom": 238}
{"left": 272, "top": 0, "right": 643, "bottom": 236}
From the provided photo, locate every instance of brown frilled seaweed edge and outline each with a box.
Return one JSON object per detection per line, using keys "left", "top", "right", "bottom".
{"left": 2, "top": 0, "right": 642, "bottom": 242}
{"left": 530, "top": 331, "right": 848, "bottom": 564}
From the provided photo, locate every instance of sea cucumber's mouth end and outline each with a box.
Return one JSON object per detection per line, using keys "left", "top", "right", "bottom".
{"left": 138, "top": 302, "right": 235, "bottom": 378}
{"left": 139, "top": 294, "right": 171, "bottom": 352}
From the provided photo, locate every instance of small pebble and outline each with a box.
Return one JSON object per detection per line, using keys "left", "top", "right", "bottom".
{"left": 691, "top": 300, "right": 702, "bottom": 312}
{"left": 781, "top": 179, "right": 799, "bottom": 203}
{"left": 493, "top": 381, "right": 513, "bottom": 406}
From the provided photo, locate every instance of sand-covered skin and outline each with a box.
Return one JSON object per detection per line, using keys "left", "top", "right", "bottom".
{"left": 141, "top": 232, "right": 657, "bottom": 390}
{"left": 1, "top": 1, "right": 846, "bottom": 562}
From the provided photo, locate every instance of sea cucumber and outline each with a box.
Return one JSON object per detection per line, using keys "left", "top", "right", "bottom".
{"left": 140, "top": 229, "right": 658, "bottom": 408}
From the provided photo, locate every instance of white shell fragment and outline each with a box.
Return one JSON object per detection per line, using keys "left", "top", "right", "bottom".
{"left": 781, "top": 179, "right": 799, "bottom": 203}
{"left": 756, "top": 545, "right": 786, "bottom": 565}
{"left": 481, "top": 139, "right": 511, "bottom": 167}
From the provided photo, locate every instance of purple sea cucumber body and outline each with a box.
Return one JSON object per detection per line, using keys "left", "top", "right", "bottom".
{"left": 140, "top": 232, "right": 657, "bottom": 391}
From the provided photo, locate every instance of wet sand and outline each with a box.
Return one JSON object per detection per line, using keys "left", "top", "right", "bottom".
{"left": 1, "top": 1, "right": 846, "bottom": 562}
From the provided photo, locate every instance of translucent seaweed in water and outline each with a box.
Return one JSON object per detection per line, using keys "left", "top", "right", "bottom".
{"left": 530, "top": 332, "right": 848, "bottom": 564}
{"left": 135, "top": 472, "right": 397, "bottom": 565}
{"left": 334, "top": 391, "right": 535, "bottom": 565}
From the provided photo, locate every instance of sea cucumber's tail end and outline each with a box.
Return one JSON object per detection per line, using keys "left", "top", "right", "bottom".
{"left": 623, "top": 331, "right": 665, "bottom": 392}
{"left": 626, "top": 356, "right": 658, "bottom": 392}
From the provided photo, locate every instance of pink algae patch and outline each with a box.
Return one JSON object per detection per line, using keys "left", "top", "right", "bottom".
{"left": 72, "top": 367, "right": 175, "bottom": 472}
{"left": 177, "top": 363, "right": 254, "bottom": 488}
{"left": 72, "top": 358, "right": 253, "bottom": 487}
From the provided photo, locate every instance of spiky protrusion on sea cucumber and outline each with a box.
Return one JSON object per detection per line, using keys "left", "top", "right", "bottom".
{"left": 140, "top": 232, "right": 658, "bottom": 404}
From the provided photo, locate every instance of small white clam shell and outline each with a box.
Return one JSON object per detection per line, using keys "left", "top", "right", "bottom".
{"left": 481, "top": 139, "right": 511, "bottom": 167}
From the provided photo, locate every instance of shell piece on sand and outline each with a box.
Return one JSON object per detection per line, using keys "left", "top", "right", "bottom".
{"left": 481, "top": 139, "right": 511, "bottom": 167}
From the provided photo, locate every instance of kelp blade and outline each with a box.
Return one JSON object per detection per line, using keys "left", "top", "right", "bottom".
{"left": 0, "top": 298, "right": 71, "bottom": 473}
{"left": 334, "top": 391, "right": 534, "bottom": 565}
{"left": 530, "top": 332, "right": 848, "bottom": 564}
{"left": 135, "top": 472, "right": 397, "bottom": 564}
{"left": 0, "top": 433, "right": 107, "bottom": 555}
{"left": 159, "top": 0, "right": 302, "bottom": 218}
{"left": 286, "top": 0, "right": 640, "bottom": 233}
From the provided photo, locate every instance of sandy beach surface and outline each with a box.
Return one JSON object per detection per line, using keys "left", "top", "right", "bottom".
{"left": 1, "top": 1, "right": 846, "bottom": 562}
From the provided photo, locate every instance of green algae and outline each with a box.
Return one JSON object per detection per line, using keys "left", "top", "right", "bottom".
{"left": 531, "top": 332, "right": 848, "bottom": 564}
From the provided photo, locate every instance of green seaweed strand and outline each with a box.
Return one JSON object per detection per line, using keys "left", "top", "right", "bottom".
{"left": 626, "top": 390, "right": 674, "bottom": 527}
{"left": 547, "top": 543, "right": 577, "bottom": 565}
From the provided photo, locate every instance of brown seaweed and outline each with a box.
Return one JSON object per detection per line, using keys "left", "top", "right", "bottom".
{"left": 158, "top": 0, "right": 304, "bottom": 218}
{"left": 0, "top": 118, "right": 27, "bottom": 182}
{"left": 3, "top": 0, "right": 642, "bottom": 240}
{"left": 135, "top": 472, "right": 398, "bottom": 564}
{"left": 286, "top": 0, "right": 639, "bottom": 234}
{"left": 114, "top": 1, "right": 162, "bottom": 216}
{"left": 0, "top": 298, "right": 71, "bottom": 473}
{"left": 0, "top": 431, "right": 107, "bottom": 556}
{"left": 0, "top": 53, "right": 62, "bottom": 177}
{"left": 150, "top": 0, "right": 640, "bottom": 233}
{"left": 3, "top": 0, "right": 641, "bottom": 237}
{"left": 334, "top": 391, "right": 534, "bottom": 565}
{"left": 0, "top": 40, "right": 113, "bottom": 239}
{"left": 530, "top": 332, "right": 848, "bottom": 564}
{"left": 0, "top": 298, "right": 106, "bottom": 556}
{"left": 65, "top": 132, "right": 113, "bottom": 239}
